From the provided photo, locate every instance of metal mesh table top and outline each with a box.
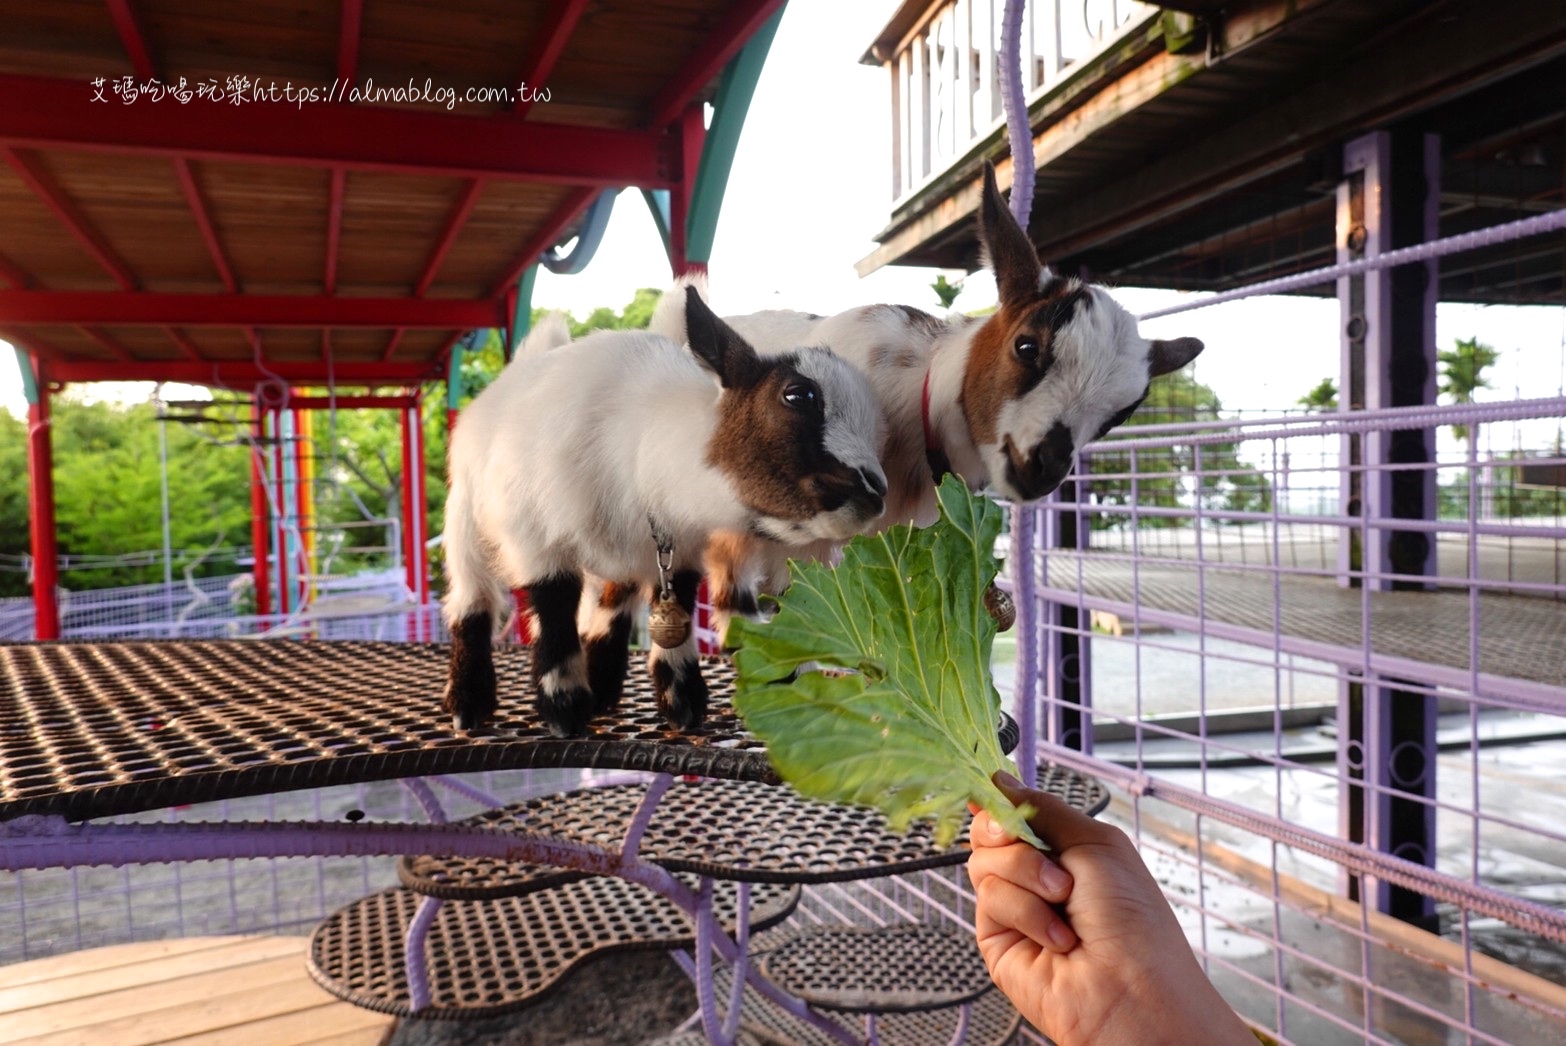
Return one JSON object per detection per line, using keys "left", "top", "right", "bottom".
{"left": 757, "top": 926, "right": 995, "bottom": 1013}
{"left": 0, "top": 640, "right": 769, "bottom": 822}
{"left": 400, "top": 772, "right": 1109, "bottom": 892}
{"left": 307, "top": 875, "right": 801, "bottom": 1020}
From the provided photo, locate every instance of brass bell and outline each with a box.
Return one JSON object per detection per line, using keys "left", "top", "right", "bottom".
{"left": 648, "top": 592, "right": 692, "bottom": 648}
{"left": 984, "top": 583, "right": 1016, "bottom": 632}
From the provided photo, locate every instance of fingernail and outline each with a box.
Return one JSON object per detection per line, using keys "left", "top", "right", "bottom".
{"left": 1048, "top": 919, "right": 1076, "bottom": 950}
{"left": 994, "top": 770, "right": 1022, "bottom": 789}
{"left": 985, "top": 817, "right": 1007, "bottom": 838}
{"left": 1038, "top": 856, "right": 1071, "bottom": 894}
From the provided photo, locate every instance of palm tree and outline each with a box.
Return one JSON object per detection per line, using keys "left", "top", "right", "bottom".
{"left": 1297, "top": 377, "right": 1337, "bottom": 413}
{"left": 1438, "top": 337, "right": 1500, "bottom": 447}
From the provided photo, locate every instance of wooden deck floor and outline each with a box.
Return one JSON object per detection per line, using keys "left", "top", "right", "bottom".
{"left": 0, "top": 935, "right": 395, "bottom": 1046}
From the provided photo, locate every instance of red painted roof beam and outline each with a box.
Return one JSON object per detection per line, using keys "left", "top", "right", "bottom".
{"left": 44, "top": 360, "right": 439, "bottom": 385}
{"left": 487, "top": 185, "right": 597, "bottom": 297}
{"left": 514, "top": 0, "right": 590, "bottom": 118}
{"left": 104, "top": 0, "right": 158, "bottom": 81}
{"left": 648, "top": 0, "right": 787, "bottom": 127}
{"left": 0, "top": 252, "right": 34, "bottom": 290}
{"left": 2, "top": 76, "right": 676, "bottom": 187}
{"left": 338, "top": 0, "right": 363, "bottom": 84}
{"left": 77, "top": 325, "right": 135, "bottom": 362}
{"left": 3, "top": 147, "right": 138, "bottom": 291}
{"left": 0, "top": 291, "right": 503, "bottom": 328}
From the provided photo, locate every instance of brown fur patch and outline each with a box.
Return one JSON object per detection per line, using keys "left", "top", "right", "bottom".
{"left": 707, "top": 363, "right": 871, "bottom": 523}
{"left": 598, "top": 580, "right": 638, "bottom": 610}
{"left": 960, "top": 284, "right": 1085, "bottom": 446}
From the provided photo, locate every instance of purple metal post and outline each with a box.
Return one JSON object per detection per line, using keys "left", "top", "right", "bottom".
{"left": 694, "top": 878, "right": 728, "bottom": 1046}
{"left": 621, "top": 773, "right": 673, "bottom": 861}
{"left": 405, "top": 894, "right": 443, "bottom": 1013}
{"left": 723, "top": 880, "right": 751, "bottom": 1044}
{"left": 1000, "top": 0, "right": 1041, "bottom": 786}
{"left": 430, "top": 774, "right": 505, "bottom": 809}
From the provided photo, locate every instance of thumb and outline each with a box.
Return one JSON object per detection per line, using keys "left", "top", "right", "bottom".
{"left": 994, "top": 771, "right": 1113, "bottom": 853}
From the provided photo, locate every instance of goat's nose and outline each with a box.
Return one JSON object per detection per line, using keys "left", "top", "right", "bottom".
{"left": 859, "top": 468, "right": 888, "bottom": 500}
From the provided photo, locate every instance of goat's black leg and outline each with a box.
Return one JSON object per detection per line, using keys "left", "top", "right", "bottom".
{"left": 443, "top": 610, "right": 497, "bottom": 731}
{"left": 649, "top": 568, "right": 708, "bottom": 732}
{"left": 582, "top": 579, "right": 638, "bottom": 715}
{"left": 528, "top": 572, "right": 595, "bottom": 738}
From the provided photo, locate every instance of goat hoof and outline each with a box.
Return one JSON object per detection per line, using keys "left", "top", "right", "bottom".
{"left": 537, "top": 686, "right": 595, "bottom": 738}
{"left": 442, "top": 681, "right": 497, "bottom": 734}
{"left": 652, "top": 663, "right": 708, "bottom": 733}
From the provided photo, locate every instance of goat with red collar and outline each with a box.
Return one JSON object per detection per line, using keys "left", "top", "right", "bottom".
{"left": 666, "top": 163, "right": 1205, "bottom": 634}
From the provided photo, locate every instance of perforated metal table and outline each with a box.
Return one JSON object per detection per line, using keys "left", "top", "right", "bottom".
{"left": 0, "top": 640, "right": 1107, "bottom": 1044}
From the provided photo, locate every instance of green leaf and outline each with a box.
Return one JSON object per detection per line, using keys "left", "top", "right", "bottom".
{"left": 731, "top": 475, "right": 1038, "bottom": 847}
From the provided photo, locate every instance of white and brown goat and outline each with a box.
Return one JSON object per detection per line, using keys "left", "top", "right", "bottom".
{"left": 441, "top": 292, "right": 886, "bottom": 736}
{"left": 686, "top": 163, "right": 1206, "bottom": 629}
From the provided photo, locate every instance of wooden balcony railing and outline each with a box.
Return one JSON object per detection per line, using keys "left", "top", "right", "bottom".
{"left": 875, "top": 0, "right": 1158, "bottom": 205}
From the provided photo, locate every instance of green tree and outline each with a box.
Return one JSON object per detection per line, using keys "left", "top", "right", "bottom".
{"left": 0, "top": 410, "right": 33, "bottom": 597}
{"left": 931, "top": 274, "right": 962, "bottom": 310}
{"left": 46, "top": 396, "right": 253, "bottom": 589}
{"left": 1439, "top": 336, "right": 1500, "bottom": 445}
{"left": 1298, "top": 377, "right": 1337, "bottom": 413}
{"left": 1088, "top": 370, "right": 1271, "bottom": 528}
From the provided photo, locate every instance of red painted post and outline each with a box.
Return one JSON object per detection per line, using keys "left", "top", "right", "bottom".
{"left": 250, "top": 401, "right": 271, "bottom": 617}
{"left": 399, "top": 403, "right": 420, "bottom": 638}
{"left": 24, "top": 360, "right": 60, "bottom": 640}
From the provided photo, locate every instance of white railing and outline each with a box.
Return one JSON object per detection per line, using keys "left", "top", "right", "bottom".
{"left": 882, "top": 0, "right": 1158, "bottom": 204}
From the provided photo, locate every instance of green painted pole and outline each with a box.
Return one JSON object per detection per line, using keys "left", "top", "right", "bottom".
{"left": 683, "top": 6, "right": 785, "bottom": 266}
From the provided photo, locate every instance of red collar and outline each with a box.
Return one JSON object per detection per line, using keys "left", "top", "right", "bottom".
{"left": 922, "top": 367, "right": 951, "bottom": 483}
{"left": 921, "top": 367, "right": 936, "bottom": 454}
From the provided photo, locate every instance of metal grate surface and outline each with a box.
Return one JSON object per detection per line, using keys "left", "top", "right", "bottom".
{"left": 711, "top": 961, "right": 1022, "bottom": 1046}
{"left": 0, "top": 641, "right": 769, "bottom": 821}
{"left": 306, "top": 875, "right": 800, "bottom": 1020}
{"left": 1046, "top": 558, "right": 1566, "bottom": 689}
{"left": 399, "top": 771, "right": 1109, "bottom": 894}
{"left": 758, "top": 926, "right": 994, "bottom": 1013}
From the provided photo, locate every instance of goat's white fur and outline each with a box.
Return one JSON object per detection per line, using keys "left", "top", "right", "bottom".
{"left": 441, "top": 298, "right": 886, "bottom": 733}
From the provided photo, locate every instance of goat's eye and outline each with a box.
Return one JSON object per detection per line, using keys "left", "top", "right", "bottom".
{"left": 782, "top": 381, "right": 818, "bottom": 410}
{"left": 1014, "top": 336, "right": 1041, "bottom": 364}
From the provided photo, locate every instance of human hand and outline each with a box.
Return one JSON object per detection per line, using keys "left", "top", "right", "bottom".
{"left": 967, "top": 771, "right": 1255, "bottom": 1046}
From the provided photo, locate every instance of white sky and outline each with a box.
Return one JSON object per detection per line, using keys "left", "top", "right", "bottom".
{"left": 4, "top": 0, "right": 1564, "bottom": 447}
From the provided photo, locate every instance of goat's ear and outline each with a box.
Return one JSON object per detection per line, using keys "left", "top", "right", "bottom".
{"left": 979, "top": 162, "right": 1046, "bottom": 305}
{"left": 684, "top": 290, "right": 764, "bottom": 389}
{"left": 1148, "top": 336, "right": 1204, "bottom": 377}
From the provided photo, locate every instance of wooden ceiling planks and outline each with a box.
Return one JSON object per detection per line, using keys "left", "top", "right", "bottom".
{"left": 0, "top": 0, "right": 762, "bottom": 382}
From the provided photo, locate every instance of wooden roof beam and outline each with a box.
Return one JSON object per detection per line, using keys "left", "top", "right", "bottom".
{"left": 3, "top": 147, "right": 137, "bottom": 291}
{"left": 2, "top": 76, "right": 676, "bottom": 187}
{"left": 0, "top": 291, "right": 503, "bottom": 328}
{"left": 648, "top": 0, "right": 788, "bottom": 127}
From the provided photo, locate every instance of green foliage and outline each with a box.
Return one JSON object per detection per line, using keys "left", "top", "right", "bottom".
{"left": 930, "top": 274, "right": 962, "bottom": 310}
{"left": 1298, "top": 377, "right": 1338, "bottom": 413}
{"left": 0, "top": 410, "right": 31, "bottom": 597}
{"left": 1439, "top": 336, "right": 1501, "bottom": 443}
{"left": 26, "top": 396, "right": 252, "bottom": 590}
{"left": 730, "top": 476, "right": 1036, "bottom": 848}
{"left": 1089, "top": 369, "right": 1272, "bottom": 528}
